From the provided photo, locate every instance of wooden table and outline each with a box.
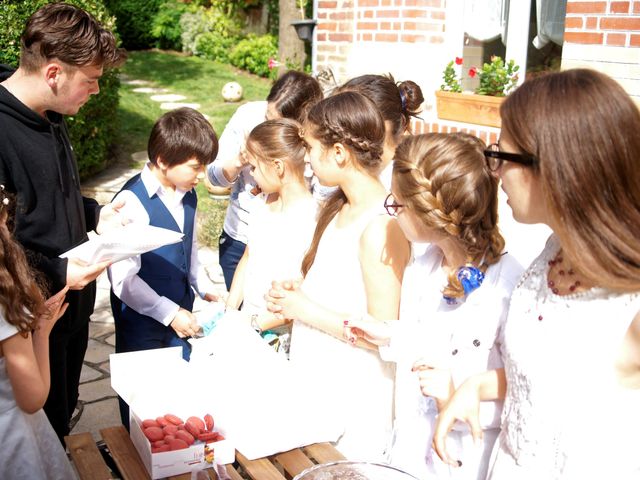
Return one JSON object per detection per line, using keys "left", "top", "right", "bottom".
{"left": 65, "top": 426, "right": 345, "bottom": 480}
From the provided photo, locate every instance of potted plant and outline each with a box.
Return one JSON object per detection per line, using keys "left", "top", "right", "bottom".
{"left": 435, "top": 56, "right": 519, "bottom": 128}
{"left": 290, "top": 0, "right": 316, "bottom": 42}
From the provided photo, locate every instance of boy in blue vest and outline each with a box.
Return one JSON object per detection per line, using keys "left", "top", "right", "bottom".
{"left": 108, "top": 107, "right": 219, "bottom": 427}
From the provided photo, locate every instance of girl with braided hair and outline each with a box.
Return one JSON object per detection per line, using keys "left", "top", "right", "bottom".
{"left": 345, "top": 133, "right": 523, "bottom": 479}
{"left": 265, "top": 91, "right": 410, "bottom": 460}
{"left": 338, "top": 74, "right": 424, "bottom": 190}
{"left": 0, "top": 188, "right": 75, "bottom": 479}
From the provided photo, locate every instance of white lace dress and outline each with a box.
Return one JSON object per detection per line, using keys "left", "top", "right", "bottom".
{"left": 289, "top": 207, "right": 395, "bottom": 462}
{"left": 0, "top": 314, "right": 77, "bottom": 479}
{"left": 488, "top": 235, "right": 640, "bottom": 480}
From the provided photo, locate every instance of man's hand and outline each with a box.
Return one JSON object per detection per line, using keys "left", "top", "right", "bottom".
{"left": 170, "top": 309, "right": 201, "bottom": 338}
{"left": 96, "top": 199, "right": 128, "bottom": 234}
{"left": 66, "top": 258, "right": 110, "bottom": 290}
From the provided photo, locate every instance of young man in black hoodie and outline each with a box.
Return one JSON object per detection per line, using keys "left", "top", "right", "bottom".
{"left": 0, "top": 3, "right": 126, "bottom": 443}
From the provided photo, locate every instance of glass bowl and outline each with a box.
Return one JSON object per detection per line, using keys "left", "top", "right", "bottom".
{"left": 293, "top": 460, "right": 420, "bottom": 480}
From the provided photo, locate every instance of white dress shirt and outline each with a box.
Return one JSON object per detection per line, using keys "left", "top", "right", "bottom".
{"left": 107, "top": 165, "right": 214, "bottom": 326}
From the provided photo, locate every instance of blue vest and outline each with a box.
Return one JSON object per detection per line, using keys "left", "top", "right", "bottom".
{"left": 111, "top": 173, "right": 196, "bottom": 353}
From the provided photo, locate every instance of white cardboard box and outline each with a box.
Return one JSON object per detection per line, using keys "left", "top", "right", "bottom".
{"left": 110, "top": 347, "right": 234, "bottom": 479}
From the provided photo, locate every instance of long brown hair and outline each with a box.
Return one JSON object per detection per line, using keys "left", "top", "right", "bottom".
{"left": 500, "top": 69, "right": 640, "bottom": 291}
{"left": 339, "top": 74, "right": 424, "bottom": 140}
{"left": 301, "top": 91, "right": 386, "bottom": 276}
{"left": 0, "top": 191, "right": 46, "bottom": 336}
{"left": 267, "top": 70, "right": 324, "bottom": 123}
{"left": 393, "top": 133, "right": 505, "bottom": 299}
{"left": 245, "top": 118, "right": 307, "bottom": 181}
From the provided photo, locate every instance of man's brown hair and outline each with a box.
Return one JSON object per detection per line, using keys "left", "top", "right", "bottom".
{"left": 20, "top": 2, "right": 125, "bottom": 72}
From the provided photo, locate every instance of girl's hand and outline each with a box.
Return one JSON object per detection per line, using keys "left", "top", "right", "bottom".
{"left": 432, "top": 377, "right": 483, "bottom": 467}
{"left": 35, "top": 286, "right": 69, "bottom": 336}
{"left": 265, "top": 279, "right": 307, "bottom": 321}
{"left": 411, "top": 359, "right": 455, "bottom": 410}
{"left": 343, "top": 315, "right": 392, "bottom": 346}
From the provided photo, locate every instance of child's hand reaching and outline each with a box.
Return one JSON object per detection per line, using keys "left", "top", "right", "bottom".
{"left": 412, "top": 359, "right": 455, "bottom": 410}
{"left": 34, "top": 287, "right": 69, "bottom": 337}
{"left": 170, "top": 309, "right": 201, "bottom": 338}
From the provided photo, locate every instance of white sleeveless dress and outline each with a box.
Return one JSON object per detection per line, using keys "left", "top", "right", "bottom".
{"left": 0, "top": 314, "right": 77, "bottom": 479}
{"left": 488, "top": 235, "right": 640, "bottom": 480}
{"left": 289, "top": 206, "right": 395, "bottom": 462}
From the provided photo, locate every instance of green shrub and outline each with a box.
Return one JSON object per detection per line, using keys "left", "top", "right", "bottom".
{"left": 229, "top": 34, "right": 278, "bottom": 78}
{"left": 151, "top": 0, "right": 189, "bottom": 51}
{"left": 194, "top": 31, "right": 238, "bottom": 64}
{"left": 104, "top": 0, "right": 163, "bottom": 50}
{"left": 0, "top": 0, "right": 121, "bottom": 179}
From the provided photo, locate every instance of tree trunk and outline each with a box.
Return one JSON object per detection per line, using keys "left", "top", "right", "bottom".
{"left": 277, "top": 0, "right": 305, "bottom": 74}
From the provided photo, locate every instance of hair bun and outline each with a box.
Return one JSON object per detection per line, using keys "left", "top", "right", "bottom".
{"left": 398, "top": 80, "right": 424, "bottom": 116}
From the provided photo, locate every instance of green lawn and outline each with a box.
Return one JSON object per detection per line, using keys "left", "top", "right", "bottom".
{"left": 113, "top": 50, "right": 272, "bottom": 248}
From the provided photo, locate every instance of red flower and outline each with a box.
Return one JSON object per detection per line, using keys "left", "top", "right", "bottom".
{"left": 455, "top": 57, "right": 463, "bottom": 65}
{"left": 468, "top": 67, "right": 477, "bottom": 78}
{"left": 268, "top": 57, "right": 280, "bottom": 70}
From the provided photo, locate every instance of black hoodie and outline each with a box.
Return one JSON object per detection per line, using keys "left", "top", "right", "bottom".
{"left": 0, "top": 64, "right": 100, "bottom": 322}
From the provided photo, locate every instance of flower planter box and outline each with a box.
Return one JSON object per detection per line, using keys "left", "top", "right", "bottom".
{"left": 435, "top": 90, "right": 505, "bottom": 128}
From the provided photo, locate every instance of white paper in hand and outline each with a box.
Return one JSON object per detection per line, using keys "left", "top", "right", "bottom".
{"left": 60, "top": 223, "right": 184, "bottom": 264}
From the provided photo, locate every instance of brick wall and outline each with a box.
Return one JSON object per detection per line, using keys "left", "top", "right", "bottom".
{"left": 315, "top": 0, "right": 500, "bottom": 138}
{"left": 562, "top": 0, "right": 640, "bottom": 101}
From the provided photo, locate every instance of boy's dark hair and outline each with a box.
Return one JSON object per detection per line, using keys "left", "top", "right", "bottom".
{"left": 267, "top": 70, "right": 323, "bottom": 123}
{"left": 148, "top": 108, "right": 218, "bottom": 167}
{"left": 20, "top": 2, "right": 125, "bottom": 72}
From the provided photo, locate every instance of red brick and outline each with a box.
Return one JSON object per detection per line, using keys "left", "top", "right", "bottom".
{"left": 377, "top": 9, "right": 400, "bottom": 17}
{"left": 610, "top": 1, "right": 630, "bottom": 13}
{"left": 479, "top": 131, "right": 489, "bottom": 143}
{"left": 564, "top": 31, "right": 604, "bottom": 43}
{"left": 440, "top": 125, "right": 449, "bottom": 133}
{"left": 329, "top": 11, "right": 350, "bottom": 20}
{"left": 318, "top": 22, "right": 337, "bottom": 31}
{"left": 489, "top": 132, "right": 499, "bottom": 144}
{"left": 339, "top": 22, "right": 352, "bottom": 32}
{"left": 600, "top": 17, "right": 640, "bottom": 30}
{"left": 328, "top": 33, "right": 351, "bottom": 41}
{"left": 429, "top": 35, "right": 445, "bottom": 43}
{"left": 630, "top": 33, "right": 640, "bottom": 46}
{"left": 375, "top": 32, "right": 399, "bottom": 41}
{"left": 394, "top": 22, "right": 402, "bottom": 29}
{"left": 606, "top": 32, "right": 627, "bottom": 45}
{"left": 403, "top": 8, "right": 429, "bottom": 18}
{"left": 358, "top": 0, "right": 379, "bottom": 6}
{"left": 318, "top": 1, "right": 337, "bottom": 8}
{"left": 317, "top": 33, "right": 327, "bottom": 41}
{"left": 318, "top": 12, "right": 327, "bottom": 19}
{"left": 317, "top": 44, "right": 336, "bottom": 52}
{"left": 401, "top": 34, "right": 426, "bottom": 42}
{"left": 564, "top": 16, "right": 584, "bottom": 29}
{"left": 380, "top": 21, "right": 392, "bottom": 29}
{"left": 430, "top": 10, "right": 445, "bottom": 20}
{"left": 405, "top": 0, "right": 442, "bottom": 6}
{"left": 566, "top": 2, "right": 606, "bottom": 14}
{"left": 362, "top": 33, "right": 373, "bottom": 41}
{"left": 635, "top": 3, "right": 640, "bottom": 14}
{"left": 357, "top": 21, "right": 378, "bottom": 30}
{"left": 363, "top": 10, "right": 374, "bottom": 18}
{"left": 586, "top": 16, "right": 598, "bottom": 29}
{"left": 381, "top": 0, "right": 391, "bottom": 5}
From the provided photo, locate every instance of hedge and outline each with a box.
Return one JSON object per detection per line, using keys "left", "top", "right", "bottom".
{"left": 0, "top": 0, "right": 122, "bottom": 179}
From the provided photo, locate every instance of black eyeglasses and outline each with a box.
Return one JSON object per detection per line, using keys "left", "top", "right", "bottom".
{"left": 384, "top": 193, "right": 404, "bottom": 217}
{"left": 484, "top": 143, "right": 537, "bottom": 172}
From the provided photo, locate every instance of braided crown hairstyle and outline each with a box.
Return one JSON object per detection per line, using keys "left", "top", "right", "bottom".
{"left": 339, "top": 74, "right": 424, "bottom": 140}
{"left": 301, "top": 91, "right": 386, "bottom": 276}
{"left": 0, "top": 188, "right": 46, "bottom": 336}
{"left": 393, "top": 133, "right": 505, "bottom": 299}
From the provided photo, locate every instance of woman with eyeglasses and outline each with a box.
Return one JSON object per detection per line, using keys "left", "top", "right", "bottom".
{"left": 433, "top": 69, "right": 640, "bottom": 479}
{"left": 344, "top": 132, "right": 523, "bottom": 479}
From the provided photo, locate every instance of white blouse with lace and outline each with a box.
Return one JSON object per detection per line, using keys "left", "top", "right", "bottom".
{"left": 489, "top": 235, "right": 640, "bottom": 480}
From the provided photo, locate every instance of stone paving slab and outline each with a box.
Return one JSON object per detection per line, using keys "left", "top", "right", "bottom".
{"left": 70, "top": 398, "right": 120, "bottom": 442}
{"left": 79, "top": 378, "right": 117, "bottom": 403}
{"left": 150, "top": 93, "right": 186, "bottom": 102}
{"left": 83, "top": 338, "right": 115, "bottom": 365}
{"left": 80, "top": 364, "right": 102, "bottom": 383}
{"left": 160, "top": 101, "right": 201, "bottom": 110}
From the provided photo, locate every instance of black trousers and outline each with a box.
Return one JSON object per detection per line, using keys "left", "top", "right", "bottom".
{"left": 43, "top": 283, "right": 95, "bottom": 444}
